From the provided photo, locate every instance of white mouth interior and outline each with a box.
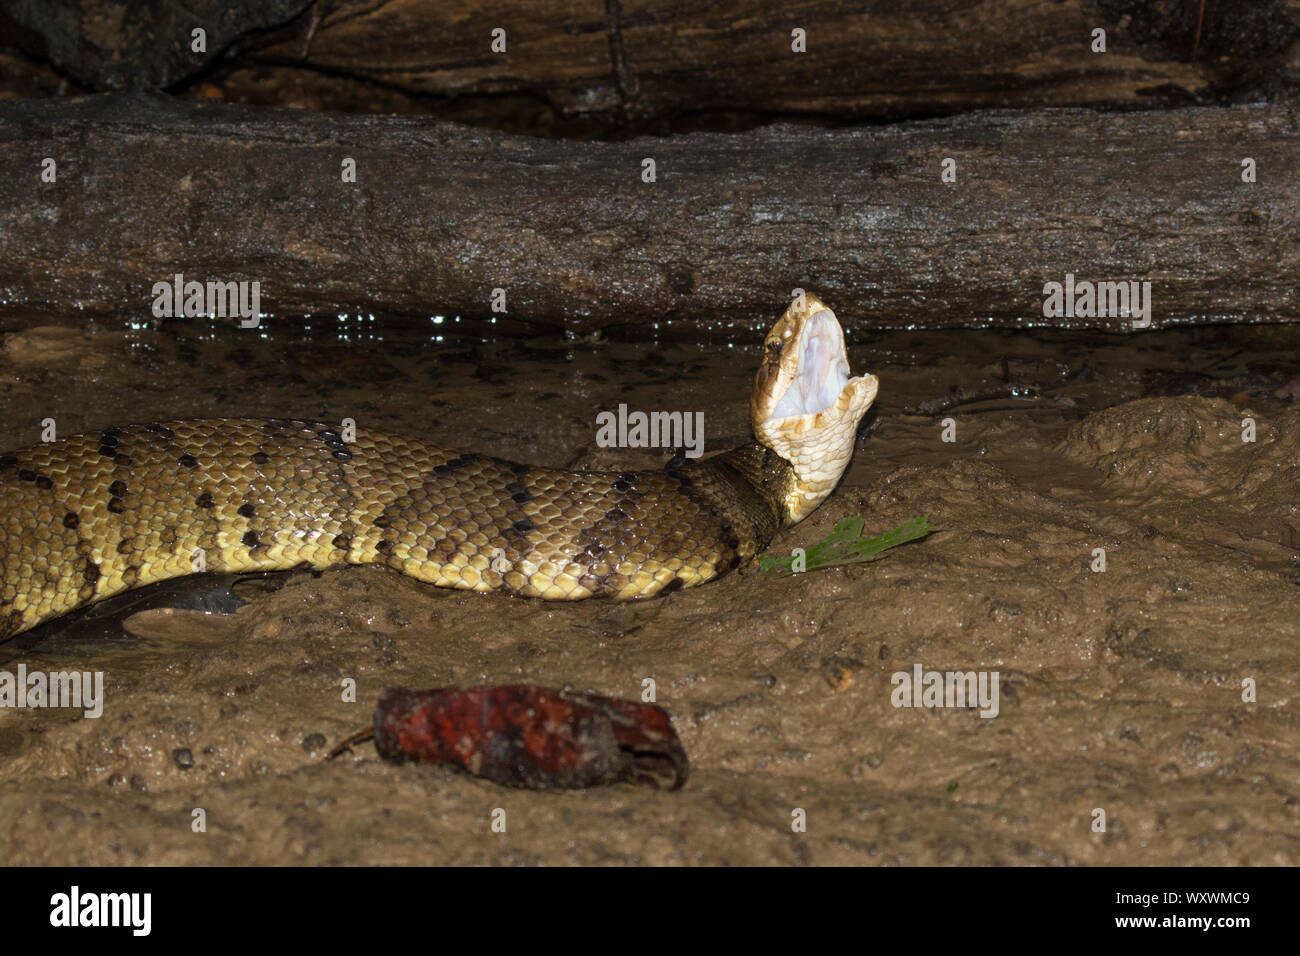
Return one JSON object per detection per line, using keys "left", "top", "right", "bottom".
{"left": 769, "top": 310, "right": 850, "bottom": 420}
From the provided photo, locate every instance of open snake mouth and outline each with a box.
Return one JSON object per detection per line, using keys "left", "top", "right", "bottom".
{"left": 750, "top": 293, "right": 880, "bottom": 524}
{"left": 751, "top": 293, "right": 877, "bottom": 429}
{"left": 768, "top": 307, "right": 851, "bottom": 420}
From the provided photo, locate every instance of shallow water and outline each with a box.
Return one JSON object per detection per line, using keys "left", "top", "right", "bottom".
{"left": 0, "top": 311, "right": 1297, "bottom": 864}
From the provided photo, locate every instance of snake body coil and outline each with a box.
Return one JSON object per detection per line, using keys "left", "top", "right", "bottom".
{"left": 0, "top": 296, "right": 878, "bottom": 640}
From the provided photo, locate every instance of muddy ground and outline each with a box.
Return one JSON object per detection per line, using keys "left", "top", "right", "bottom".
{"left": 0, "top": 311, "right": 1296, "bottom": 865}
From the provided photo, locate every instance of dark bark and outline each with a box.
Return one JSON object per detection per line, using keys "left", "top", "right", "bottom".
{"left": 0, "top": 92, "right": 1295, "bottom": 332}
{"left": 5, "top": 0, "right": 1299, "bottom": 122}
{"left": 1, "top": 0, "right": 313, "bottom": 90}
{"left": 256, "top": 0, "right": 1224, "bottom": 119}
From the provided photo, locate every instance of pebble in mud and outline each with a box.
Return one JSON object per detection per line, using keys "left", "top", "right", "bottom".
{"left": 850, "top": 754, "right": 885, "bottom": 779}
{"left": 821, "top": 657, "right": 857, "bottom": 691}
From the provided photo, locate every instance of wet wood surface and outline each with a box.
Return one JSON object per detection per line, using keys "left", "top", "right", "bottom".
{"left": 0, "top": 92, "right": 1295, "bottom": 331}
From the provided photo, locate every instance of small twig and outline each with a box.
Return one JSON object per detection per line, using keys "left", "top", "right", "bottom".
{"left": 1191, "top": 0, "right": 1207, "bottom": 63}
{"left": 908, "top": 382, "right": 1039, "bottom": 416}
{"left": 327, "top": 726, "right": 373, "bottom": 759}
{"left": 300, "top": 1, "right": 322, "bottom": 60}
{"left": 605, "top": 0, "right": 640, "bottom": 119}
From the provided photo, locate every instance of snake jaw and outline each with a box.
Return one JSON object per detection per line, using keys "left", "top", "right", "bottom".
{"left": 751, "top": 294, "right": 879, "bottom": 526}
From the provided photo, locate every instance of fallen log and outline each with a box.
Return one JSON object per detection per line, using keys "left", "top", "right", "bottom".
{"left": 0, "top": 92, "right": 1295, "bottom": 332}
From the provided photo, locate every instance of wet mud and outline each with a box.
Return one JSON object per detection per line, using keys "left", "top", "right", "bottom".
{"left": 0, "top": 313, "right": 1296, "bottom": 865}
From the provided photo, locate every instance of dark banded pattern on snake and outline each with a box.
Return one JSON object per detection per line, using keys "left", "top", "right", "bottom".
{"left": 0, "top": 419, "right": 792, "bottom": 639}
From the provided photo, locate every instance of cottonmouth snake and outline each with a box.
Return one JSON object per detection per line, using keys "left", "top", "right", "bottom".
{"left": 0, "top": 295, "right": 878, "bottom": 640}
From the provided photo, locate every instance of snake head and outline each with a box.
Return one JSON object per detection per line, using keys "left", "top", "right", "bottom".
{"left": 750, "top": 294, "right": 879, "bottom": 525}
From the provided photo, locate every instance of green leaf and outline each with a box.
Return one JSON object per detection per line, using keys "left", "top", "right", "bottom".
{"left": 757, "top": 515, "right": 934, "bottom": 575}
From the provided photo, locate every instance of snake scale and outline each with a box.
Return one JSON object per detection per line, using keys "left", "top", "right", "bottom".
{"left": 0, "top": 295, "right": 878, "bottom": 641}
